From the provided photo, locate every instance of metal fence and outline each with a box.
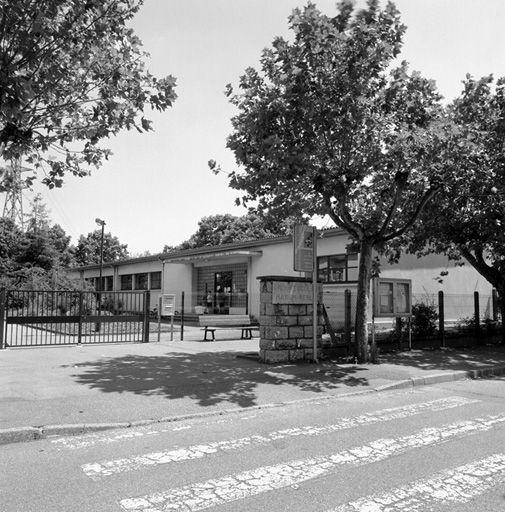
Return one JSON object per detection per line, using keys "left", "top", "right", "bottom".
{"left": 321, "top": 288, "right": 502, "bottom": 345}
{"left": 0, "top": 289, "right": 150, "bottom": 348}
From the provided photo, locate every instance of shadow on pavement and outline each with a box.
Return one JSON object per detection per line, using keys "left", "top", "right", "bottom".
{"left": 69, "top": 352, "right": 369, "bottom": 408}
{"left": 383, "top": 346, "right": 505, "bottom": 371}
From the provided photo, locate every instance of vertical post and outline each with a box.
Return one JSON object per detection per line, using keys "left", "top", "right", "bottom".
{"left": 143, "top": 291, "right": 150, "bottom": 343}
{"left": 474, "top": 291, "right": 481, "bottom": 343}
{"left": 312, "top": 226, "right": 318, "bottom": 364}
{"left": 438, "top": 290, "right": 445, "bottom": 349}
{"left": 77, "top": 291, "right": 83, "bottom": 344}
{"left": 0, "top": 288, "right": 5, "bottom": 349}
{"left": 492, "top": 289, "right": 498, "bottom": 322}
{"left": 157, "top": 295, "right": 162, "bottom": 343}
{"left": 180, "top": 291, "right": 185, "bottom": 341}
{"left": 344, "top": 289, "right": 352, "bottom": 354}
{"left": 395, "top": 317, "right": 402, "bottom": 350}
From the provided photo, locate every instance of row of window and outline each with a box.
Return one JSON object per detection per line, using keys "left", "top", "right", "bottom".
{"left": 121, "top": 272, "right": 161, "bottom": 290}
{"left": 317, "top": 253, "right": 358, "bottom": 283}
{"left": 86, "top": 272, "right": 161, "bottom": 291}
{"left": 86, "top": 254, "right": 356, "bottom": 290}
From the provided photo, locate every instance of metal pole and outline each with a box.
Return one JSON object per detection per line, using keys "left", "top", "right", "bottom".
{"left": 474, "top": 291, "right": 481, "bottom": 344}
{"left": 157, "top": 296, "right": 161, "bottom": 343}
{"left": 180, "top": 291, "right": 185, "bottom": 341}
{"left": 95, "top": 218, "right": 105, "bottom": 332}
{"left": 312, "top": 226, "right": 318, "bottom": 364}
{"left": 0, "top": 288, "right": 5, "bottom": 349}
{"left": 438, "top": 290, "right": 445, "bottom": 348}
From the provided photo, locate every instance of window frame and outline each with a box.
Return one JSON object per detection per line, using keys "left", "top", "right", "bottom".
{"left": 316, "top": 253, "right": 358, "bottom": 283}
{"left": 150, "top": 271, "right": 161, "bottom": 290}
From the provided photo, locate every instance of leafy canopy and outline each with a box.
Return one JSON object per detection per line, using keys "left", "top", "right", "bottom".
{"left": 163, "top": 212, "right": 303, "bottom": 252}
{"left": 218, "top": 0, "right": 446, "bottom": 244}
{"left": 402, "top": 75, "right": 505, "bottom": 296}
{"left": 0, "top": 0, "right": 176, "bottom": 188}
{"left": 74, "top": 229, "right": 129, "bottom": 266}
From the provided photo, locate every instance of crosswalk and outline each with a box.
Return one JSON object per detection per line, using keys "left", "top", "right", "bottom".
{"left": 46, "top": 393, "right": 505, "bottom": 511}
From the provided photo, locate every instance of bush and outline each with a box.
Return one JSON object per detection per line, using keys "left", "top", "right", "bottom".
{"left": 411, "top": 302, "right": 438, "bottom": 337}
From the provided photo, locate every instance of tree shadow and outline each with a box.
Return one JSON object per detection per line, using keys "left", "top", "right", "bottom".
{"left": 68, "top": 352, "right": 369, "bottom": 408}
{"left": 380, "top": 345, "right": 505, "bottom": 372}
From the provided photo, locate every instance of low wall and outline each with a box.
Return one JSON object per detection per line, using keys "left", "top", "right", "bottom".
{"left": 258, "top": 275, "right": 323, "bottom": 363}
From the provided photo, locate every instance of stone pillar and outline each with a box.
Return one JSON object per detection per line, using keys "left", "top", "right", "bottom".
{"left": 258, "top": 276, "right": 323, "bottom": 363}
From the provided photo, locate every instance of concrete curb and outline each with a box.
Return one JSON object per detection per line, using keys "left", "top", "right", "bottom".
{"left": 2, "top": 364, "right": 505, "bottom": 447}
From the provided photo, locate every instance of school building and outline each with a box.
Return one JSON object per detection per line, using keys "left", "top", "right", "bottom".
{"left": 66, "top": 228, "right": 494, "bottom": 323}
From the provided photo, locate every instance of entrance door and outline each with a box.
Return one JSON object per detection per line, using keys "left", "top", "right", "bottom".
{"left": 214, "top": 271, "right": 232, "bottom": 314}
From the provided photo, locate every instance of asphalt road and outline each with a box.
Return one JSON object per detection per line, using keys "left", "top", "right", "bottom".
{"left": 2, "top": 377, "right": 505, "bottom": 512}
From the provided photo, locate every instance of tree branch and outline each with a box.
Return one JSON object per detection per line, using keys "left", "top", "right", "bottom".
{"left": 381, "top": 187, "right": 439, "bottom": 242}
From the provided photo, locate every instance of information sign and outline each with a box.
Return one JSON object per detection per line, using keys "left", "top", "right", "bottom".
{"left": 373, "top": 278, "right": 412, "bottom": 317}
{"left": 293, "top": 225, "right": 315, "bottom": 272}
{"left": 161, "top": 294, "right": 176, "bottom": 317}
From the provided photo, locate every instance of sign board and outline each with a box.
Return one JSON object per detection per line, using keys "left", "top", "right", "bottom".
{"left": 161, "top": 294, "right": 176, "bottom": 317}
{"left": 272, "top": 281, "right": 313, "bottom": 304}
{"left": 373, "top": 278, "right": 412, "bottom": 317}
{"left": 293, "top": 225, "right": 315, "bottom": 272}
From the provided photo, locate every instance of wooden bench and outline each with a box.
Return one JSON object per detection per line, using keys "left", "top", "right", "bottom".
{"left": 198, "top": 314, "right": 258, "bottom": 341}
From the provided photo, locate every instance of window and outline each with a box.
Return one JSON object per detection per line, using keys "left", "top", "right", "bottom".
{"left": 135, "top": 273, "right": 148, "bottom": 290}
{"left": 120, "top": 274, "right": 132, "bottom": 290}
{"left": 150, "top": 271, "right": 161, "bottom": 290}
{"left": 105, "top": 276, "right": 114, "bottom": 291}
{"left": 317, "top": 253, "right": 358, "bottom": 283}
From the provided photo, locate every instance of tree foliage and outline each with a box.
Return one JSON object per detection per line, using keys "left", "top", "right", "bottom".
{"left": 401, "top": 75, "right": 505, "bottom": 336}
{"left": 0, "top": 0, "right": 176, "bottom": 188}
{"left": 163, "top": 212, "right": 304, "bottom": 252}
{"left": 216, "top": 0, "right": 447, "bottom": 361}
{"left": 74, "top": 229, "right": 128, "bottom": 266}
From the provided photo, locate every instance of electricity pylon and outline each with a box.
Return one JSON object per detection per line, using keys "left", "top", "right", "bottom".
{"left": 2, "top": 156, "right": 27, "bottom": 230}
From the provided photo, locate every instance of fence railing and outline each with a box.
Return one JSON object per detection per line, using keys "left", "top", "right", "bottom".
{"left": 322, "top": 288, "right": 503, "bottom": 348}
{"left": 0, "top": 289, "right": 150, "bottom": 348}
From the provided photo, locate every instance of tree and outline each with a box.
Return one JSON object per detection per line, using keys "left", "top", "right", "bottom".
{"left": 400, "top": 75, "right": 505, "bottom": 340}
{"left": 163, "top": 212, "right": 304, "bottom": 252}
{"left": 215, "top": 0, "right": 447, "bottom": 362}
{"left": 74, "top": 230, "right": 128, "bottom": 266}
{"left": 0, "top": 217, "right": 23, "bottom": 275}
{"left": 0, "top": 0, "right": 176, "bottom": 188}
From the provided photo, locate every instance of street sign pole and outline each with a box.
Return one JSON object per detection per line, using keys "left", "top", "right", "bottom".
{"left": 312, "top": 226, "right": 318, "bottom": 364}
{"left": 293, "top": 224, "right": 318, "bottom": 364}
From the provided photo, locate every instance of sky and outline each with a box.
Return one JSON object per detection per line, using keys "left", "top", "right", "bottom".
{"left": 17, "top": 0, "right": 505, "bottom": 255}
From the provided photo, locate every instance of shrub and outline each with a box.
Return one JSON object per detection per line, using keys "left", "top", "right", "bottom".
{"left": 411, "top": 302, "right": 438, "bottom": 337}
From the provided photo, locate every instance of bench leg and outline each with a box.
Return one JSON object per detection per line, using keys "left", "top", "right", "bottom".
{"left": 204, "top": 328, "right": 215, "bottom": 341}
{"left": 241, "top": 328, "right": 252, "bottom": 340}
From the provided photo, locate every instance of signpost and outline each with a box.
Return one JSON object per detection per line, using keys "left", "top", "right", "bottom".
{"left": 293, "top": 225, "right": 318, "bottom": 363}
{"left": 158, "top": 293, "right": 176, "bottom": 342}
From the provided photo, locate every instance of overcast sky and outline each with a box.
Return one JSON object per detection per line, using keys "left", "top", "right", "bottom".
{"left": 24, "top": 0, "right": 505, "bottom": 254}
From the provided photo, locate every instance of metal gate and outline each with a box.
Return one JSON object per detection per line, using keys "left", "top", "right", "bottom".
{"left": 0, "top": 289, "right": 150, "bottom": 348}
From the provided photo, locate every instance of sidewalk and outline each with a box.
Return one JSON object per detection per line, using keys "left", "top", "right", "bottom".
{"left": 1, "top": 328, "right": 505, "bottom": 445}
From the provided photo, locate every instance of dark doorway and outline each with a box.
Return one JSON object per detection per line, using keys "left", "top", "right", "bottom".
{"left": 214, "top": 271, "right": 232, "bottom": 314}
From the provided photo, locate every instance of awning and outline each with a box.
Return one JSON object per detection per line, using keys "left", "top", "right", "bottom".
{"left": 166, "top": 250, "right": 262, "bottom": 264}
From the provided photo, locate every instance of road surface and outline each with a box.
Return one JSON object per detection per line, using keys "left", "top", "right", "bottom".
{"left": 2, "top": 377, "right": 505, "bottom": 511}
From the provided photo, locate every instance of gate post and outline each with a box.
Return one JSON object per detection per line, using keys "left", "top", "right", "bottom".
{"left": 438, "top": 291, "right": 445, "bottom": 349}
{"left": 143, "top": 291, "right": 151, "bottom": 343}
{"left": 344, "top": 289, "right": 352, "bottom": 354}
{"left": 0, "top": 289, "right": 5, "bottom": 349}
{"left": 474, "top": 291, "right": 481, "bottom": 344}
{"left": 77, "top": 291, "right": 84, "bottom": 344}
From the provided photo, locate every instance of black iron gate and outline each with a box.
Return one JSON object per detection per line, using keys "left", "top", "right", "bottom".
{"left": 0, "top": 289, "right": 150, "bottom": 348}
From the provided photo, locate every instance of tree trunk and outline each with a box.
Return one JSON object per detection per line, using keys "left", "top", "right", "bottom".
{"left": 355, "top": 238, "right": 374, "bottom": 363}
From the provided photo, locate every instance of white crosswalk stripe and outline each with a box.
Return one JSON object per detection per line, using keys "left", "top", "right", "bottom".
{"left": 118, "top": 413, "right": 505, "bottom": 511}
{"left": 82, "top": 396, "right": 477, "bottom": 478}
{"left": 331, "top": 453, "right": 505, "bottom": 511}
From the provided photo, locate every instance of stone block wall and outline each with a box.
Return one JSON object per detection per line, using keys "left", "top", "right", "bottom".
{"left": 258, "top": 276, "right": 323, "bottom": 363}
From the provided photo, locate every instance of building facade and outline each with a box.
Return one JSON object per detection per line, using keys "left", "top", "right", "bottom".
{"left": 67, "top": 228, "right": 493, "bottom": 321}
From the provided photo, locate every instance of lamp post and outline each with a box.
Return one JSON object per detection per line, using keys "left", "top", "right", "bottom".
{"left": 95, "top": 218, "right": 106, "bottom": 332}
